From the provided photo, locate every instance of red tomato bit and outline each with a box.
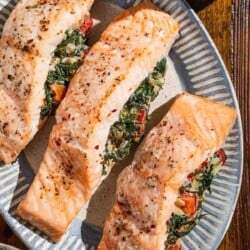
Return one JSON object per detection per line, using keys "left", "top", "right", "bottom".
{"left": 216, "top": 149, "right": 227, "bottom": 165}
{"left": 137, "top": 109, "right": 147, "bottom": 124}
{"left": 171, "top": 242, "right": 181, "bottom": 250}
{"left": 201, "top": 160, "right": 208, "bottom": 168}
{"left": 179, "top": 192, "right": 198, "bottom": 217}
{"left": 187, "top": 173, "right": 195, "bottom": 183}
{"left": 80, "top": 16, "right": 93, "bottom": 34}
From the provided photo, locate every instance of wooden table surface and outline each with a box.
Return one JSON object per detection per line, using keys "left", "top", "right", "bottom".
{"left": 0, "top": 0, "right": 249, "bottom": 249}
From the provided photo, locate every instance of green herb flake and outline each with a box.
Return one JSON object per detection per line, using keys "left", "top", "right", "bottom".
{"left": 167, "top": 214, "right": 200, "bottom": 246}
{"left": 54, "top": 30, "right": 87, "bottom": 58}
{"left": 25, "top": 4, "right": 40, "bottom": 10}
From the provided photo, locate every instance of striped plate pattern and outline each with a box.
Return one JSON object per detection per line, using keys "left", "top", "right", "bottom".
{"left": 0, "top": 0, "right": 243, "bottom": 249}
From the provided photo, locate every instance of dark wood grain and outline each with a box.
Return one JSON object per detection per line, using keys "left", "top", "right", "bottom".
{"left": 0, "top": 216, "right": 26, "bottom": 249}
{"left": 0, "top": 0, "right": 249, "bottom": 249}
{"left": 193, "top": 0, "right": 250, "bottom": 249}
{"left": 224, "top": 0, "right": 250, "bottom": 249}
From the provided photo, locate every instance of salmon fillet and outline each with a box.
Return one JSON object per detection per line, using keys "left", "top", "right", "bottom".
{"left": 0, "top": 0, "right": 94, "bottom": 163}
{"left": 16, "top": 1, "right": 180, "bottom": 241}
{"left": 99, "top": 92, "right": 236, "bottom": 250}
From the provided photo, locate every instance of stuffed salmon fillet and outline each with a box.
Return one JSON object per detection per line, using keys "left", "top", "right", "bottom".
{"left": 16, "top": 1, "right": 180, "bottom": 241}
{"left": 0, "top": 0, "right": 94, "bottom": 164}
{"left": 99, "top": 93, "right": 236, "bottom": 250}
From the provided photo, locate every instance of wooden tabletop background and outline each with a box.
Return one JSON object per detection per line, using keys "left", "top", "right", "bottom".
{"left": 0, "top": 0, "right": 249, "bottom": 249}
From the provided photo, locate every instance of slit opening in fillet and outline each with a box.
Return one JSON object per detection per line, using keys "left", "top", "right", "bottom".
{"left": 166, "top": 149, "right": 227, "bottom": 250}
{"left": 103, "top": 57, "right": 167, "bottom": 175}
{"left": 40, "top": 17, "right": 93, "bottom": 118}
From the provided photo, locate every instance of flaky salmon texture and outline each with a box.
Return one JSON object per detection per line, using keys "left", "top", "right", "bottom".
{"left": 16, "top": 0, "right": 180, "bottom": 242}
{"left": 0, "top": 0, "right": 94, "bottom": 164}
{"left": 99, "top": 92, "right": 236, "bottom": 250}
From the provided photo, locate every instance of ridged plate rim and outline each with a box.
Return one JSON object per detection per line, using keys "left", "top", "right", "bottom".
{"left": 0, "top": 0, "right": 243, "bottom": 249}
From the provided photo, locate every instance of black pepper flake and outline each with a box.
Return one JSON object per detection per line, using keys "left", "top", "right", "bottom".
{"left": 94, "top": 145, "right": 99, "bottom": 150}
{"left": 166, "top": 137, "right": 171, "bottom": 143}
{"left": 161, "top": 120, "right": 167, "bottom": 126}
{"left": 22, "top": 45, "right": 29, "bottom": 52}
{"left": 55, "top": 139, "right": 61, "bottom": 147}
{"left": 7, "top": 75, "right": 14, "bottom": 81}
{"left": 27, "top": 39, "right": 34, "bottom": 44}
{"left": 115, "top": 227, "right": 121, "bottom": 235}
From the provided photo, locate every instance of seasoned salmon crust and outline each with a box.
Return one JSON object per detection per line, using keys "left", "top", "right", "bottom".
{"left": 0, "top": 0, "right": 94, "bottom": 163}
{"left": 99, "top": 93, "right": 236, "bottom": 250}
{"left": 16, "top": 1, "right": 180, "bottom": 241}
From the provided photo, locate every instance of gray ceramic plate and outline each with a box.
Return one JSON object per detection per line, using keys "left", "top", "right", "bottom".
{"left": 0, "top": 0, "right": 243, "bottom": 249}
